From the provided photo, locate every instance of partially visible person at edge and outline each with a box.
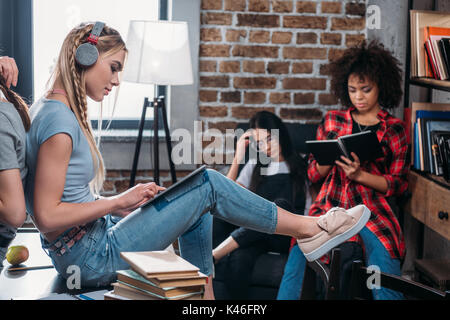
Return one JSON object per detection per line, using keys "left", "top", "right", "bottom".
{"left": 0, "top": 56, "right": 30, "bottom": 268}
{"left": 277, "top": 40, "right": 410, "bottom": 300}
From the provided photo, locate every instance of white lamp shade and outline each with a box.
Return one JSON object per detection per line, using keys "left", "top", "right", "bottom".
{"left": 123, "top": 20, "right": 194, "bottom": 86}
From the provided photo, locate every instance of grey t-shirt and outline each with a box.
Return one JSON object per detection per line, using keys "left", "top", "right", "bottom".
{"left": 0, "top": 101, "right": 27, "bottom": 258}
{"left": 0, "top": 101, "right": 27, "bottom": 180}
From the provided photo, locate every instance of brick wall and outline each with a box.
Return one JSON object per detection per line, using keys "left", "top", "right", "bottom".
{"left": 199, "top": 0, "right": 367, "bottom": 131}
{"left": 102, "top": 0, "right": 369, "bottom": 195}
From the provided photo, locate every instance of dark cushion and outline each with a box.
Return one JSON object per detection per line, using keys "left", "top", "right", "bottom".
{"left": 250, "top": 252, "right": 288, "bottom": 287}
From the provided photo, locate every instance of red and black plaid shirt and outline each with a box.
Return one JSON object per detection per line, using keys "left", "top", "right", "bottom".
{"left": 307, "top": 107, "right": 410, "bottom": 262}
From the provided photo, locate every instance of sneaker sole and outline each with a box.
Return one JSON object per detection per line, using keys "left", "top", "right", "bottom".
{"left": 303, "top": 205, "right": 371, "bottom": 262}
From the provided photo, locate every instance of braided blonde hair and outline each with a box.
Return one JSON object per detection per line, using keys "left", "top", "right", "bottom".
{"left": 50, "top": 22, "right": 127, "bottom": 194}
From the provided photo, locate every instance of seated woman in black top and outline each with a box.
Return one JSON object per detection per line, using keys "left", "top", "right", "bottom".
{"left": 212, "top": 111, "right": 312, "bottom": 299}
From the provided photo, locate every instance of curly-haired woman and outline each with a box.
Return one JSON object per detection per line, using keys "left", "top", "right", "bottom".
{"left": 278, "top": 40, "right": 410, "bottom": 300}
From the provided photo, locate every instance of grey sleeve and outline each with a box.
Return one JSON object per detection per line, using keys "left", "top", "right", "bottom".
{"left": 0, "top": 114, "right": 20, "bottom": 171}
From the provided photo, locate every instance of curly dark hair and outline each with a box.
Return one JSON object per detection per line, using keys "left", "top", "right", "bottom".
{"left": 329, "top": 40, "right": 403, "bottom": 110}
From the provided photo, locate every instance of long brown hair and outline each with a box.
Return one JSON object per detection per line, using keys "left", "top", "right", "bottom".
{"left": 248, "top": 111, "right": 307, "bottom": 211}
{"left": 48, "top": 22, "right": 127, "bottom": 194}
{"left": 0, "top": 76, "right": 31, "bottom": 131}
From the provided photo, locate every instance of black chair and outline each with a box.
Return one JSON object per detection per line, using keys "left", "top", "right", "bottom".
{"left": 300, "top": 248, "right": 342, "bottom": 300}
{"left": 300, "top": 241, "right": 365, "bottom": 300}
{"left": 350, "top": 260, "right": 450, "bottom": 300}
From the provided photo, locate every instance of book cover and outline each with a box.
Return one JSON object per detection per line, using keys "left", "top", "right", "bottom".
{"left": 410, "top": 102, "right": 450, "bottom": 165}
{"left": 305, "top": 139, "right": 345, "bottom": 165}
{"left": 120, "top": 250, "right": 200, "bottom": 279}
{"left": 414, "top": 123, "right": 420, "bottom": 170}
{"left": 338, "top": 131, "right": 384, "bottom": 162}
{"left": 436, "top": 133, "right": 450, "bottom": 181}
{"left": 431, "top": 131, "right": 447, "bottom": 175}
{"left": 421, "top": 22, "right": 450, "bottom": 76}
{"left": 112, "top": 282, "right": 158, "bottom": 300}
{"left": 428, "top": 35, "right": 450, "bottom": 79}
{"left": 410, "top": 11, "right": 450, "bottom": 77}
{"left": 417, "top": 110, "right": 450, "bottom": 172}
{"left": 112, "top": 282, "right": 203, "bottom": 300}
{"left": 116, "top": 269, "right": 203, "bottom": 297}
{"left": 426, "top": 120, "right": 450, "bottom": 174}
{"left": 439, "top": 38, "right": 450, "bottom": 75}
{"left": 306, "top": 131, "right": 383, "bottom": 166}
{"left": 417, "top": 117, "right": 425, "bottom": 170}
{"left": 425, "top": 40, "right": 439, "bottom": 79}
{"left": 149, "top": 272, "right": 208, "bottom": 288}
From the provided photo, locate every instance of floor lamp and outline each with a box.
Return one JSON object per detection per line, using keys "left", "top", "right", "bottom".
{"left": 122, "top": 20, "right": 194, "bottom": 187}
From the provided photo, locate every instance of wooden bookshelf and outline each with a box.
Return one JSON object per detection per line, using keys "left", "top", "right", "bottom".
{"left": 404, "top": 4, "right": 450, "bottom": 291}
{"left": 409, "top": 77, "right": 450, "bottom": 92}
{"left": 406, "top": 170, "right": 450, "bottom": 241}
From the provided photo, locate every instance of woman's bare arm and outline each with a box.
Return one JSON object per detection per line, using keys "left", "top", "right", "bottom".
{"left": 33, "top": 133, "right": 160, "bottom": 233}
{"left": 0, "top": 169, "right": 26, "bottom": 228}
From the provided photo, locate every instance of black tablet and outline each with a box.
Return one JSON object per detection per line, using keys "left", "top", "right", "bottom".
{"left": 140, "top": 165, "right": 207, "bottom": 208}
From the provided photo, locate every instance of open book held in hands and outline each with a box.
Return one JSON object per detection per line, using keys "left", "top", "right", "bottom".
{"left": 306, "top": 131, "right": 384, "bottom": 165}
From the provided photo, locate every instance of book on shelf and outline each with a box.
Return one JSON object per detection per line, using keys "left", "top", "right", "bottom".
{"left": 116, "top": 269, "right": 204, "bottom": 298}
{"left": 410, "top": 10, "right": 450, "bottom": 78}
{"left": 425, "top": 35, "right": 450, "bottom": 80}
{"left": 431, "top": 130, "right": 449, "bottom": 176}
{"left": 415, "top": 110, "right": 450, "bottom": 172}
{"left": 439, "top": 38, "right": 450, "bottom": 75}
{"left": 410, "top": 102, "right": 450, "bottom": 169}
{"left": 424, "top": 40, "right": 439, "bottom": 79}
{"left": 414, "top": 123, "right": 420, "bottom": 170}
{"left": 120, "top": 250, "right": 200, "bottom": 279}
{"left": 306, "top": 130, "right": 384, "bottom": 165}
{"left": 424, "top": 27, "right": 450, "bottom": 79}
{"left": 426, "top": 120, "right": 450, "bottom": 174}
{"left": 417, "top": 117, "right": 425, "bottom": 170}
{"left": 434, "top": 132, "right": 450, "bottom": 181}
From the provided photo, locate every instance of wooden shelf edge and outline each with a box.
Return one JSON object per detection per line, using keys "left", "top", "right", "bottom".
{"left": 409, "top": 77, "right": 450, "bottom": 92}
{"left": 410, "top": 168, "right": 450, "bottom": 190}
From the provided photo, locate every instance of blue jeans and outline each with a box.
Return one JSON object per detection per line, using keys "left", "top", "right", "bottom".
{"left": 276, "top": 227, "right": 404, "bottom": 300}
{"left": 43, "top": 169, "right": 278, "bottom": 287}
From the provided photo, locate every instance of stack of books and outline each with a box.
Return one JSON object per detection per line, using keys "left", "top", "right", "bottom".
{"left": 104, "top": 250, "right": 207, "bottom": 300}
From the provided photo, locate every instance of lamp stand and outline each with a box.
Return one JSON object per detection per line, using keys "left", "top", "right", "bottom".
{"left": 129, "top": 96, "right": 177, "bottom": 188}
